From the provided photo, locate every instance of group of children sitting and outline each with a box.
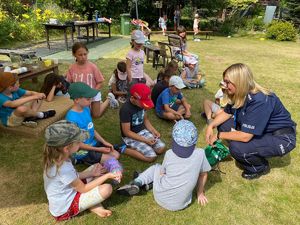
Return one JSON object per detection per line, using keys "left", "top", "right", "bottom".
{"left": 0, "top": 27, "right": 227, "bottom": 221}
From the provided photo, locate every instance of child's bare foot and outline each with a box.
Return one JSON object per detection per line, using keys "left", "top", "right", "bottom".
{"left": 90, "top": 205, "right": 112, "bottom": 218}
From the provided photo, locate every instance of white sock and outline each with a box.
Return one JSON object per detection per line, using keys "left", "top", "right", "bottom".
{"left": 36, "top": 112, "right": 44, "bottom": 118}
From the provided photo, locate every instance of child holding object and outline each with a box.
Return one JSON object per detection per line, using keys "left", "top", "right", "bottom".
{"left": 180, "top": 57, "right": 203, "bottom": 88}
{"left": 155, "top": 76, "right": 192, "bottom": 120}
{"left": 108, "top": 61, "right": 129, "bottom": 104}
{"left": 43, "top": 120, "right": 119, "bottom": 221}
{"left": 65, "top": 82, "right": 122, "bottom": 181}
{"left": 117, "top": 120, "right": 211, "bottom": 210}
{"left": 0, "top": 72, "right": 55, "bottom": 127}
{"left": 40, "top": 73, "right": 70, "bottom": 102}
{"left": 66, "top": 42, "right": 119, "bottom": 118}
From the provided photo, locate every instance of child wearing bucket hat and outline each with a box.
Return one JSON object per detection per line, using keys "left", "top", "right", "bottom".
{"left": 117, "top": 120, "right": 211, "bottom": 210}
{"left": 155, "top": 76, "right": 192, "bottom": 120}
{"left": 0, "top": 72, "right": 55, "bottom": 127}
{"left": 119, "top": 83, "right": 166, "bottom": 162}
{"left": 43, "top": 120, "right": 119, "bottom": 221}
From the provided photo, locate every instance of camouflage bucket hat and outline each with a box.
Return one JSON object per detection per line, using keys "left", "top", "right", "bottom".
{"left": 45, "top": 120, "right": 89, "bottom": 147}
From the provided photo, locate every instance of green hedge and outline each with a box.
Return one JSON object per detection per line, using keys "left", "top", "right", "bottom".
{"left": 266, "top": 20, "right": 297, "bottom": 41}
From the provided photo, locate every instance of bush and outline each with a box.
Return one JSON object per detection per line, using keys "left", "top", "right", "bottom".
{"left": 266, "top": 20, "right": 297, "bottom": 41}
{"left": 247, "top": 16, "right": 265, "bottom": 31}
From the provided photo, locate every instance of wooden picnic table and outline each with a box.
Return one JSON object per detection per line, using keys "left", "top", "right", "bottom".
{"left": 44, "top": 23, "right": 74, "bottom": 50}
{"left": 74, "top": 20, "right": 111, "bottom": 42}
{"left": 0, "top": 63, "right": 59, "bottom": 83}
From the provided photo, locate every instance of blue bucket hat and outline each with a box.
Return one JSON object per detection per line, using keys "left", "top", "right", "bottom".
{"left": 172, "top": 120, "right": 198, "bottom": 158}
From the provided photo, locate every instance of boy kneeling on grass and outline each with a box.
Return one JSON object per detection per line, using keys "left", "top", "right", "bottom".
{"left": 0, "top": 72, "right": 55, "bottom": 127}
{"left": 117, "top": 120, "right": 211, "bottom": 210}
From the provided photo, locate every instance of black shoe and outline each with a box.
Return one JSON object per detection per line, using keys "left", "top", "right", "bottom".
{"left": 117, "top": 184, "right": 140, "bottom": 196}
{"left": 132, "top": 171, "right": 152, "bottom": 191}
{"left": 241, "top": 166, "right": 270, "bottom": 180}
{"left": 114, "top": 144, "right": 127, "bottom": 154}
{"left": 42, "top": 110, "right": 56, "bottom": 119}
{"left": 201, "top": 112, "right": 207, "bottom": 119}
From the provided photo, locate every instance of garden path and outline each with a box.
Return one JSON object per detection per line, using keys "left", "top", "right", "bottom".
{"left": 20, "top": 36, "right": 130, "bottom": 63}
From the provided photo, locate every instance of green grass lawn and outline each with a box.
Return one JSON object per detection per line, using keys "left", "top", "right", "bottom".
{"left": 0, "top": 35, "right": 299, "bottom": 225}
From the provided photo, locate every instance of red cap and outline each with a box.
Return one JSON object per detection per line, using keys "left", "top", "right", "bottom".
{"left": 130, "top": 83, "right": 154, "bottom": 110}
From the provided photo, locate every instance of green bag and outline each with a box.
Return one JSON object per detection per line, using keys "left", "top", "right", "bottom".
{"left": 204, "top": 140, "right": 230, "bottom": 167}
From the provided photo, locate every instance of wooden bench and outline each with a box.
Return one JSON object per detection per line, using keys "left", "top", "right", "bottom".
{"left": 0, "top": 96, "right": 73, "bottom": 138}
{"left": 186, "top": 30, "right": 213, "bottom": 39}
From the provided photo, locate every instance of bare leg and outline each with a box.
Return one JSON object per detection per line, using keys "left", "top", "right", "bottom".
{"left": 162, "top": 111, "right": 182, "bottom": 121}
{"left": 90, "top": 205, "right": 112, "bottom": 218}
{"left": 13, "top": 105, "right": 39, "bottom": 118}
{"left": 203, "top": 99, "right": 214, "bottom": 120}
{"left": 91, "top": 100, "right": 109, "bottom": 118}
{"left": 90, "top": 184, "right": 113, "bottom": 218}
{"left": 123, "top": 147, "right": 156, "bottom": 163}
{"left": 30, "top": 99, "right": 43, "bottom": 112}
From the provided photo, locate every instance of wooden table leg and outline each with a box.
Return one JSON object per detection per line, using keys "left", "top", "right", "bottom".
{"left": 46, "top": 28, "right": 50, "bottom": 49}
{"left": 71, "top": 26, "right": 74, "bottom": 46}
{"left": 92, "top": 23, "right": 95, "bottom": 41}
{"left": 64, "top": 28, "right": 68, "bottom": 50}
{"left": 108, "top": 23, "right": 111, "bottom": 38}
{"left": 86, "top": 26, "right": 89, "bottom": 43}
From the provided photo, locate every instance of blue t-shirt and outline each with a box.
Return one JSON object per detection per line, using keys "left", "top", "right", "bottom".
{"left": 224, "top": 92, "right": 296, "bottom": 136}
{"left": 65, "top": 107, "right": 97, "bottom": 159}
{"left": 155, "top": 88, "right": 183, "bottom": 114}
{"left": 0, "top": 88, "right": 26, "bottom": 125}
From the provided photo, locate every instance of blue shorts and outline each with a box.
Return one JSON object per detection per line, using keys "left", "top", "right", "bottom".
{"left": 156, "top": 104, "right": 179, "bottom": 118}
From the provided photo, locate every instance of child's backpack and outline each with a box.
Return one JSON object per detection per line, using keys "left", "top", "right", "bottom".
{"left": 204, "top": 140, "right": 230, "bottom": 168}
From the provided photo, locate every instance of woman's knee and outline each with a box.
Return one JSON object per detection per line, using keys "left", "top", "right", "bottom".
{"left": 98, "top": 183, "right": 113, "bottom": 199}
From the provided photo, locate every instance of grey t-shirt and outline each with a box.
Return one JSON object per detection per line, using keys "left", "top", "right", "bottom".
{"left": 153, "top": 148, "right": 211, "bottom": 211}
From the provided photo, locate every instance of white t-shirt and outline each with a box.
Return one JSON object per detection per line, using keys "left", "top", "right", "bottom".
{"left": 43, "top": 160, "right": 78, "bottom": 216}
{"left": 108, "top": 74, "right": 117, "bottom": 87}
{"left": 153, "top": 149, "right": 211, "bottom": 211}
{"left": 126, "top": 49, "right": 145, "bottom": 79}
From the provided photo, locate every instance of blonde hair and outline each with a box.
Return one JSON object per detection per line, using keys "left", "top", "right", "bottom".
{"left": 43, "top": 142, "right": 77, "bottom": 178}
{"left": 223, "top": 63, "right": 271, "bottom": 108}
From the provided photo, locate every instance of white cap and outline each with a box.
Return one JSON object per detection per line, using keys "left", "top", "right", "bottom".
{"left": 185, "top": 57, "right": 197, "bottom": 65}
{"left": 131, "top": 30, "right": 145, "bottom": 44}
{"left": 169, "top": 76, "right": 186, "bottom": 89}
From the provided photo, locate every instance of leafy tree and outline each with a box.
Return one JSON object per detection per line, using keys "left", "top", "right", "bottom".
{"left": 282, "top": 0, "right": 300, "bottom": 26}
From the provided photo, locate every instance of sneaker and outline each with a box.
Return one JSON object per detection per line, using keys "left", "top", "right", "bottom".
{"left": 132, "top": 171, "right": 153, "bottom": 191}
{"left": 113, "top": 144, "right": 127, "bottom": 154}
{"left": 107, "top": 93, "right": 119, "bottom": 109}
{"left": 22, "top": 120, "right": 38, "bottom": 128}
{"left": 241, "top": 165, "right": 270, "bottom": 180}
{"left": 117, "top": 184, "right": 140, "bottom": 196}
{"left": 201, "top": 112, "right": 207, "bottom": 119}
{"left": 117, "top": 96, "right": 127, "bottom": 104}
{"left": 41, "top": 110, "right": 56, "bottom": 119}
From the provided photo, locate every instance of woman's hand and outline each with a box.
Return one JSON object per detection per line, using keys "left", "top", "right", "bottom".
{"left": 205, "top": 125, "right": 216, "bottom": 145}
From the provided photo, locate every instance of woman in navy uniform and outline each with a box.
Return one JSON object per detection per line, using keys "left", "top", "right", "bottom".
{"left": 205, "top": 63, "right": 296, "bottom": 179}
